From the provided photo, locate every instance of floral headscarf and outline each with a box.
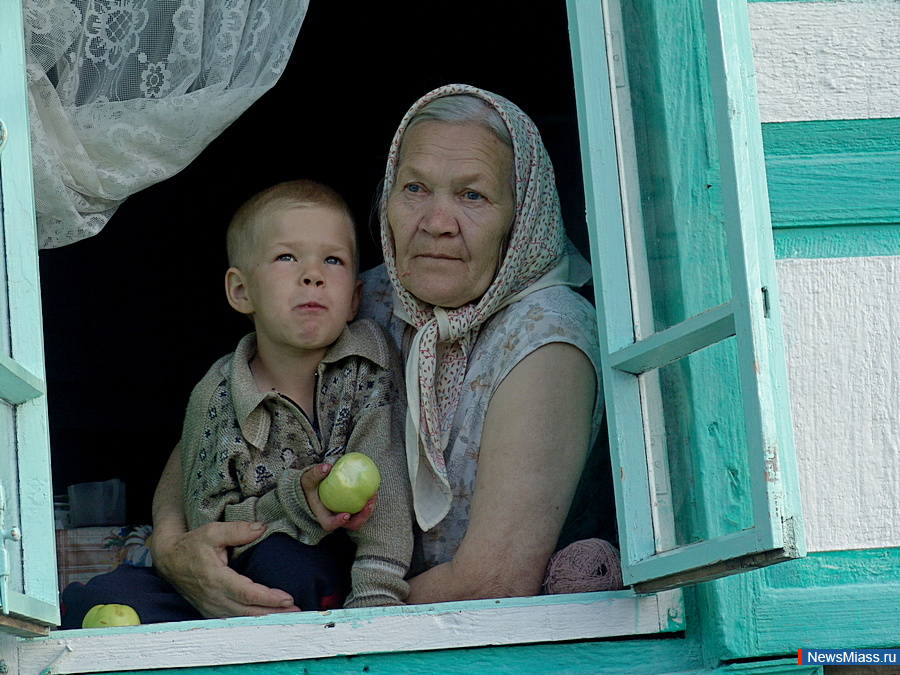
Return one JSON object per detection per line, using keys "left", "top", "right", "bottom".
{"left": 380, "top": 84, "right": 581, "bottom": 530}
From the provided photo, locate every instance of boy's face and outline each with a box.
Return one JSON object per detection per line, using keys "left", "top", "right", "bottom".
{"left": 226, "top": 205, "right": 361, "bottom": 356}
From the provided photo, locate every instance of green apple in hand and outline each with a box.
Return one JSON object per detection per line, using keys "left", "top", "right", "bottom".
{"left": 82, "top": 603, "right": 141, "bottom": 628}
{"left": 318, "top": 452, "right": 381, "bottom": 514}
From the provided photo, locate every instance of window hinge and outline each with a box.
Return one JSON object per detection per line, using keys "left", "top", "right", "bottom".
{"left": 0, "top": 484, "right": 22, "bottom": 615}
{"left": 761, "top": 286, "right": 770, "bottom": 318}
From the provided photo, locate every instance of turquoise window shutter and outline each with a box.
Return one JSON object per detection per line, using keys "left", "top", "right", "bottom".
{"left": 567, "top": 0, "right": 805, "bottom": 591}
{"left": 0, "top": 1, "right": 60, "bottom": 634}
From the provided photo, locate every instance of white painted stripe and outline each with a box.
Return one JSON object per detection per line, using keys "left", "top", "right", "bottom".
{"left": 749, "top": 1, "right": 900, "bottom": 122}
{"left": 776, "top": 255, "right": 900, "bottom": 552}
{"left": 18, "top": 591, "right": 682, "bottom": 674}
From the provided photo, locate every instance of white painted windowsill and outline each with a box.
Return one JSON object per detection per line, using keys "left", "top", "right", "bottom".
{"left": 18, "top": 590, "right": 682, "bottom": 674}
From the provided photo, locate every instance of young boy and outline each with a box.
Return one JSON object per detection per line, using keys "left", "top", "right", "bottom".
{"left": 180, "top": 179, "right": 412, "bottom": 610}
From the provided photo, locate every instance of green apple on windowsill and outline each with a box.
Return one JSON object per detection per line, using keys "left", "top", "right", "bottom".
{"left": 82, "top": 603, "right": 141, "bottom": 628}
{"left": 318, "top": 452, "right": 381, "bottom": 514}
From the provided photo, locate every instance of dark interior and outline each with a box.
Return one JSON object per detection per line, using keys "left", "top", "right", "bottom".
{"left": 38, "top": 2, "right": 603, "bottom": 530}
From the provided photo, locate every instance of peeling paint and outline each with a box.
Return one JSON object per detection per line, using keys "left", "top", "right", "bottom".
{"left": 763, "top": 444, "right": 779, "bottom": 483}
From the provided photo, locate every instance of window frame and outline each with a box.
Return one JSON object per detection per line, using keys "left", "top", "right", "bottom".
{"left": 0, "top": 0, "right": 59, "bottom": 635}
{"left": 569, "top": 0, "right": 805, "bottom": 593}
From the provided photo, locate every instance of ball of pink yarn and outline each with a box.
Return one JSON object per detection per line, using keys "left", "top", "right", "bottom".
{"left": 542, "top": 538, "right": 623, "bottom": 594}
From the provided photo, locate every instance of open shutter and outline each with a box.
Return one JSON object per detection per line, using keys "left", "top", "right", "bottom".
{"left": 567, "top": 0, "right": 804, "bottom": 592}
{"left": 0, "top": 2, "right": 60, "bottom": 635}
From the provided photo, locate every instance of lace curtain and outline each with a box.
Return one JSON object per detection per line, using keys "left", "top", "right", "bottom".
{"left": 24, "top": 0, "right": 309, "bottom": 249}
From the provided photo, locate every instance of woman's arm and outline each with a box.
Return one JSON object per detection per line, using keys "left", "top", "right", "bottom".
{"left": 406, "top": 342, "right": 596, "bottom": 603}
{"left": 150, "top": 443, "right": 299, "bottom": 617}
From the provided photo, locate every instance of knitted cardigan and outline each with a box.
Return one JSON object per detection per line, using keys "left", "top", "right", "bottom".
{"left": 181, "top": 319, "right": 413, "bottom": 607}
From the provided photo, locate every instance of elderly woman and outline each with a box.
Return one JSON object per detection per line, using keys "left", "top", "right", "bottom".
{"left": 150, "top": 84, "right": 603, "bottom": 615}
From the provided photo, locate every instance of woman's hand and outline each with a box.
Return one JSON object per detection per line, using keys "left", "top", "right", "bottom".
{"left": 300, "top": 463, "right": 377, "bottom": 532}
{"left": 151, "top": 520, "right": 299, "bottom": 618}
{"left": 151, "top": 443, "right": 298, "bottom": 618}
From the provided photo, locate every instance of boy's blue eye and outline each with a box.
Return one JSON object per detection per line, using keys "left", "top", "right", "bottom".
{"left": 325, "top": 256, "right": 342, "bottom": 265}
{"left": 276, "top": 253, "right": 295, "bottom": 261}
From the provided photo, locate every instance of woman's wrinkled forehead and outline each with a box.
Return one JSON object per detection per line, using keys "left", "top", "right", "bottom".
{"left": 397, "top": 119, "right": 512, "bottom": 169}
{"left": 394, "top": 121, "right": 517, "bottom": 208}
{"left": 401, "top": 97, "right": 511, "bottom": 150}
{"left": 395, "top": 119, "right": 515, "bottom": 190}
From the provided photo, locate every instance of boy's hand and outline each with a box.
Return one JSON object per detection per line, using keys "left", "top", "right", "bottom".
{"left": 301, "top": 463, "right": 377, "bottom": 532}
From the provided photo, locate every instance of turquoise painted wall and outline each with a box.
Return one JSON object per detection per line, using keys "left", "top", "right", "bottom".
{"left": 93, "top": 639, "right": 704, "bottom": 675}
{"left": 764, "top": 119, "right": 900, "bottom": 258}
{"left": 698, "top": 548, "right": 900, "bottom": 659}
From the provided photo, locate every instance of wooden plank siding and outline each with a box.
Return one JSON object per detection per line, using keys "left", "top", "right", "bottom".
{"left": 764, "top": 120, "right": 900, "bottom": 258}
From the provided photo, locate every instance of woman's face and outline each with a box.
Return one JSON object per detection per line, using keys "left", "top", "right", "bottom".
{"left": 387, "top": 121, "right": 515, "bottom": 308}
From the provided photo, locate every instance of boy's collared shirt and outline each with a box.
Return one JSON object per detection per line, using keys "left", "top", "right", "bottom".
{"left": 231, "top": 317, "right": 395, "bottom": 451}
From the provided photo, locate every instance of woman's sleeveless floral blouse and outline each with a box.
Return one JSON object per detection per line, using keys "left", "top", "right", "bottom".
{"left": 359, "top": 266, "right": 603, "bottom": 571}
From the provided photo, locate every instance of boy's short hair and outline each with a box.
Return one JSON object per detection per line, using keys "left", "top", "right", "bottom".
{"left": 227, "top": 179, "right": 358, "bottom": 272}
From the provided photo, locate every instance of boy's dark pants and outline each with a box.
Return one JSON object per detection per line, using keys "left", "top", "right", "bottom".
{"left": 60, "top": 532, "right": 354, "bottom": 628}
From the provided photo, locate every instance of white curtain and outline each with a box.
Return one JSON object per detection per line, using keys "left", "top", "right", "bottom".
{"left": 24, "top": 0, "right": 309, "bottom": 249}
